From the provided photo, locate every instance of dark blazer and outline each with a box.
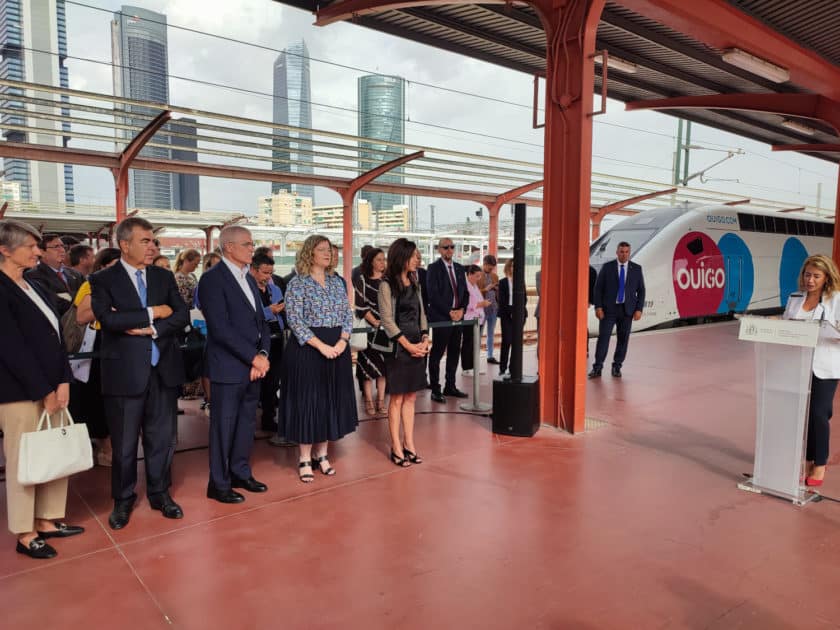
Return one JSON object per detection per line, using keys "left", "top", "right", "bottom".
{"left": 0, "top": 271, "right": 72, "bottom": 403}
{"left": 24, "top": 262, "right": 84, "bottom": 315}
{"left": 91, "top": 263, "right": 189, "bottom": 397}
{"left": 498, "top": 277, "right": 528, "bottom": 318}
{"left": 197, "top": 261, "right": 271, "bottom": 384}
{"left": 425, "top": 258, "right": 469, "bottom": 323}
{"left": 593, "top": 260, "right": 646, "bottom": 317}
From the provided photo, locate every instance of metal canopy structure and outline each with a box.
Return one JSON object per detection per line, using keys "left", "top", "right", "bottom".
{"left": 277, "top": 0, "right": 840, "bottom": 162}
{"left": 280, "top": 0, "right": 840, "bottom": 437}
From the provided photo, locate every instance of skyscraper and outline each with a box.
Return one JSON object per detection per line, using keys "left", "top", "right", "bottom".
{"left": 272, "top": 40, "right": 313, "bottom": 200}
{"left": 0, "top": 0, "right": 74, "bottom": 203}
{"left": 170, "top": 118, "right": 200, "bottom": 211}
{"left": 112, "top": 6, "right": 179, "bottom": 210}
{"left": 357, "top": 74, "right": 405, "bottom": 212}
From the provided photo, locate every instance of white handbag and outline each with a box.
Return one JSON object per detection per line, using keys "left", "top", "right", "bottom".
{"left": 18, "top": 408, "right": 93, "bottom": 486}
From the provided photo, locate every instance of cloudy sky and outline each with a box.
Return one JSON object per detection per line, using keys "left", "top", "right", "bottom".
{"left": 62, "top": 0, "right": 838, "bottom": 228}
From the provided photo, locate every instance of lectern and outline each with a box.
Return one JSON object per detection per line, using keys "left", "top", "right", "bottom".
{"left": 737, "top": 316, "right": 819, "bottom": 505}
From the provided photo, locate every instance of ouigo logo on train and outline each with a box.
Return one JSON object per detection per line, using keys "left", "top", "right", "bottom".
{"left": 672, "top": 232, "right": 726, "bottom": 317}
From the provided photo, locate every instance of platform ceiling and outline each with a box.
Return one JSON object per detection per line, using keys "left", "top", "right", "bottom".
{"left": 275, "top": 0, "right": 840, "bottom": 163}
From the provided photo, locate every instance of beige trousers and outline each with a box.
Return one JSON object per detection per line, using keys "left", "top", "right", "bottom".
{"left": 0, "top": 401, "right": 68, "bottom": 534}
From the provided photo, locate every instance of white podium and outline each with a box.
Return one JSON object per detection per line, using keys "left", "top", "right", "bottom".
{"left": 737, "top": 316, "right": 819, "bottom": 505}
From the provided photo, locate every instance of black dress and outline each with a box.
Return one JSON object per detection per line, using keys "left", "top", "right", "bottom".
{"left": 385, "top": 283, "right": 428, "bottom": 395}
{"left": 354, "top": 275, "right": 387, "bottom": 385}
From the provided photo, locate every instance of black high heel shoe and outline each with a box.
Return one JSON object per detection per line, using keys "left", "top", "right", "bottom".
{"left": 390, "top": 450, "right": 411, "bottom": 467}
{"left": 298, "top": 460, "right": 314, "bottom": 483}
{"left": 312, "top": 455, "right": 336, "bottom": 476}
{"left": 402, "top": 447, "right": 423, "bottom": 464}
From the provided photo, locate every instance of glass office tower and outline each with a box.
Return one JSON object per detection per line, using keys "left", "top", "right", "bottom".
{"left": 0, "top": 0, "right": 74, "bottom": 203}
{"left": 357, "top": 74, "right": 405, "bottom": 213}
{"left": 272, "top": 40, "right": 314, "bottom": 200}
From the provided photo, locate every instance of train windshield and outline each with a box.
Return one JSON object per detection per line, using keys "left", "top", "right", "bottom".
{"left": 590, "top": 229, "right": 657, "bottom": 265}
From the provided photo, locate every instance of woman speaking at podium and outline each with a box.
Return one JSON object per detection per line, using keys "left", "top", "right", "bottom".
{"left": 783, "top": 254, "right": 840, "bottom": 487}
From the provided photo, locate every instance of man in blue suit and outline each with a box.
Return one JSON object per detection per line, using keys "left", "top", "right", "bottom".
{"left": 590, "top": 241, "right": 645, "bottom": 378}
{"left": 426, "top": 237, "right": 469, "bottom": 403}
{"left": 198, "top": 226, "right": 271, "bottom": 503}
{"left": 91, "top": 217, "right": 189, "bottom": 530}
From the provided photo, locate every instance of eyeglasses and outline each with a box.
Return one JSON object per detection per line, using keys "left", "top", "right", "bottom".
{"left": 236, "top": 242, "right": 256, "bottom": 249}
{"left": 440, "top": 245, "right": 455, "bottom": 250}
{"left": 46, "top": 244, "right": 66, "bottom": 250}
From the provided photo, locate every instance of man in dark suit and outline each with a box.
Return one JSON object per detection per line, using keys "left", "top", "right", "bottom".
{"left": 198, "top": 226, "right": 270, "bottom": 504}
{"left": 426, "top": 237, "right": 469, "bottom": 403}
{"left": 590, "top": 241, "right": 645, "bottom": 378}
{"left": 91, "top": 217, "right": 189, "bottom": 529}
{"left": 25, "top": 233, "right": 83, "bottom": 315}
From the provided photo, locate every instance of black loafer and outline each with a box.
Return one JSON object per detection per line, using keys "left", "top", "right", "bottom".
{"left": 108, "top": 501, "right": 135, "bottom": 530}
{"left": 37, "top": 521, "right": 85, "bottom": 539}
{"left": 149, "top": 493, "right": 184, "bottom": 519}
{"left": 588, "top": 369, "right": 602, "bottom": 379}
{"left": 443, "top": 387, "right": 469, "bottom": 399}
{"left": 206, "top": 484, "right": 245, "bottom": 504}
{"left": 231, "top": 476, "right": 268, "bottom": 493}
{"left": 487, "top": 357, "right": 500, "bottom": 365}
{"left": 16, "top": 538, "right": 57, "bottom": 559}
{"left": 431, "top": 391, "right": 446, "bottom": 404}
{"left": 611, "top": 367, "right": 622, "bottom": 378}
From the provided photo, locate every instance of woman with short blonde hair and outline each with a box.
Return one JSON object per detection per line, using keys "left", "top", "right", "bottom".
{"left": 784, "top": 254, "right": 840, "bottom": 486}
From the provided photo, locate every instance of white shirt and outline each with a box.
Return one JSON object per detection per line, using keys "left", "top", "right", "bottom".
{"left": 222, "top": 256, "right": 256, "bottom": 310}
{"left": 120, "top": 259, "right": 156, "bottom": 330}
{"left": 21, "top": 280, "right": 59, "bottom": 335}
{"left": 783, "top": 292, "right": 840, "bottom": 379}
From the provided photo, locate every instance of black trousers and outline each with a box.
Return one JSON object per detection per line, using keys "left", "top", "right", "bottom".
{"left": 259, "top": 336, "right": 285, "bottom": 431}
{"left": 593, "top": 312, "right": 633, "bottom": 370}
{"left": 499, "top": 309, "right": 514, "bottom": 371}
{"left": 209, "top": 379, "right": 260, "bottom": 491}
{"left": 105, "top": 368, "right": 178, "bottom": 503}
{"left": 460, "top": 322, "right": 482, "bottom": 371}
{"left": 429, "top": 324, "right": 462, "bottom": 392}
{"left": 808, "top": 374, "right": 838, "bottom": 466}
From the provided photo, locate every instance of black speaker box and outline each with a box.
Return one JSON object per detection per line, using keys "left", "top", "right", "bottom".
{"left": 491, "top": 375, "right": 540, "bottom": 437}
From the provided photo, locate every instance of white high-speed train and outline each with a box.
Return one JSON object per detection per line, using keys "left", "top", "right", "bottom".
{"left": 588, "top": 203, "right": 835, "bottom": 334}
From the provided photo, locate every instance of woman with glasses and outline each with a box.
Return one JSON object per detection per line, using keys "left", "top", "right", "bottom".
{"left": 282, "top": 235, "right": 358, "bottom": 482}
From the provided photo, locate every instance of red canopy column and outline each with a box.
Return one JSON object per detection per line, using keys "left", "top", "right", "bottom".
{"left": 534, "top": 0, "right": 605, "bottom": 433}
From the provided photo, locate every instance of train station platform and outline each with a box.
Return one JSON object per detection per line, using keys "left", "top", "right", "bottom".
{"left": 1, "top": 322, "right": 839, "bottom": 629}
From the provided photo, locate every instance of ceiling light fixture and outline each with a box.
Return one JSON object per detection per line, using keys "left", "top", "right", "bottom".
{"left": 721, "top": 48, "right": 790, "bottom": 83}
{"left": 781, "top": 119, "right": 817, "bottom": 136}
{"left": 594, "top": 54, "right": 639, "bottom": 74}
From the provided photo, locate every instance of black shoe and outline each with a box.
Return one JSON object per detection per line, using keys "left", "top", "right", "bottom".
{"left": 611, "top": 366, "right": 622, "bottom": 378}
{"left": 487, "top": 357, "right": 500, "bottom": 365}
{"left": 443, "top": 387, "right": 468, "bottom": 399}
{"left": 108, "top": 500, "right": 135, "bottom": 530}
{"left": 206, "top": 484, "right": 245, "bottom": 504}
{"left": 403, "top": 447, "right": 423, "bottom": 464}
{"left": 588, "top": 368, "right": 602, "bottom": 379}
{"left": 16, "top": 538, "right": 57, "bottom": 559}
{"left": 231, "top": 476, "right": 268, "bottom": 492}
{"left": 311, "top": 455, "right": 336, "bottom": 476}
{"left": 149, "top": 493, "right": 184, "bottom": 519}
{"left": 37, "top": 521, "right": 85, "bottom": 539}
{"left": 431, "top": 391, "right": 446, "bottom": 403}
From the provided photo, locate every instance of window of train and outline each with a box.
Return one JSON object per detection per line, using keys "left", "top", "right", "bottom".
{"left": 589, "top": 229, "right": 657, "bottom": 265}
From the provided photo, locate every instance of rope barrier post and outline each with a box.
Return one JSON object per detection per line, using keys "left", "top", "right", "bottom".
{"left": 460, "top": 318, "right": 492, "bottom": 414}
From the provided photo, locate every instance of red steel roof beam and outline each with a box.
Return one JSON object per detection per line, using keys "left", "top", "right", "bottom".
{"left": 618, "top": 0, "right": 840, "bottom": 102}
{"left": 723, "top": 199, "right": 750, "bottom": 206}
{"left": 590, "top": 187, "right": 676, "bottom": 239}
{"left": 772, "top": 144, "right": 840, "bottom": 153}
{"left": 483, "top": 179, "right": 544, "bottom": 256}
{"left": 314, "top": 0, "right": 504, "bottom": 27}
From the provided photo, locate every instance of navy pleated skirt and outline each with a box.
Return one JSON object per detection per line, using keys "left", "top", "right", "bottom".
{"left": 281, "top": 326, "right": 359, "bottom": 444}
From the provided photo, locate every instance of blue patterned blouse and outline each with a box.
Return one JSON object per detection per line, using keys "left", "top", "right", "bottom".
{"left": 285, "top": 272, "right": 353, "bottom": 345}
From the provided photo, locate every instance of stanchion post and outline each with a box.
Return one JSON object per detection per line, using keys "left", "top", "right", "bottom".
{"left": 461, "top": 318, "right": 492, "bottom": 414}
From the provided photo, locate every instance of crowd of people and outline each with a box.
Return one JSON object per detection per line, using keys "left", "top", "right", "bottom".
{"left": 0, "top": 218, "right": 514, "bottom": 560}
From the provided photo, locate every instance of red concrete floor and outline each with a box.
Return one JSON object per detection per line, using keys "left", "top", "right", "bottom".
{"left": 2, "top": 322, "right": 840, "bottom": 629}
